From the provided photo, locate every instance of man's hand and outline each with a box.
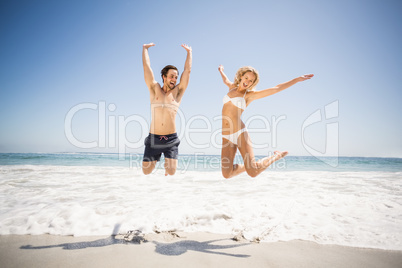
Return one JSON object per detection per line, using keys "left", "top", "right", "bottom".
{"left": 181, "top": 43, "right": 192, "bottom": 53}
{"left": 143, "top": 43, "right": 155, "bottom": 49}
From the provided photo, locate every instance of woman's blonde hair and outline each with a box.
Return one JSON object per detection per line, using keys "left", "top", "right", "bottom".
{"left": 234, "top": 66, "right": 260, "bottom": 90}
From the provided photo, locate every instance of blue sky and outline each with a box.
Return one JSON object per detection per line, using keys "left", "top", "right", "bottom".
{"left": 0, "top": 0, "right": 401, "bottom": 157}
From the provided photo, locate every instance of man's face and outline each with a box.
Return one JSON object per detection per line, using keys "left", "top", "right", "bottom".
{"left": 164, "top": 69, "right": 179, "bottom": 90}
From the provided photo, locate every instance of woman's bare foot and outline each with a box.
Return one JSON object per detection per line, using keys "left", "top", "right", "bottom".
{"left": 260, "top": 151, "right": 288, "bottom": 169}
{"left": 273, "top": 150, "right": 288, "bottom": 161}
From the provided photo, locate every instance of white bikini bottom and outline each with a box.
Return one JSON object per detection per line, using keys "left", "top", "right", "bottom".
{"left": 222, "top": 128, "right": 247, "bottom": 145}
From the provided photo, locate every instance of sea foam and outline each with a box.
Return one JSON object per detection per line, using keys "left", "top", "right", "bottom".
{"left": 0, "top": 165, "right": 401, "bottom": 250}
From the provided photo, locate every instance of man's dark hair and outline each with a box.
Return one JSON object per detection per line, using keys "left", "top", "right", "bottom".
{"left": 161, "top": 65, "right": 179, "bottom": 83}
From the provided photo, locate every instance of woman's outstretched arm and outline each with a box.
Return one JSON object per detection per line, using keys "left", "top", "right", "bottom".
{"left": 248, "top": 74, "right": 314, "bottom": 101}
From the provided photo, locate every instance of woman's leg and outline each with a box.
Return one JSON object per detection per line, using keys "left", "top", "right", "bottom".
{"left": 237, "top": 131, "right": 288, "bottom": 177}
{"left": 221, "top": 138, "right": 246, "bottom": 179}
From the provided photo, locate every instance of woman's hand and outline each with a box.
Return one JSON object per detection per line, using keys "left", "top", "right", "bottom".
{"left": 218, "top": 65, "right": 224, "bottom": 73}
{"left": 298, "top": 74, "right": 314, "bottom": 81}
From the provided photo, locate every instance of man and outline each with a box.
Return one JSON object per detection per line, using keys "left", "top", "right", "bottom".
{"left": 142, "top": 43, "right": 192, "bottom": 176}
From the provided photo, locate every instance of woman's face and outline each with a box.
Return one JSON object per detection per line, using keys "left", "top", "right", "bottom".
{"left": 239, "top": 71, "right": 256, "bottom": 90}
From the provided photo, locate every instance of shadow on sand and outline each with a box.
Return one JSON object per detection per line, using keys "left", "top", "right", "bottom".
{"left": 153, "top": 239, "right": 250, "bottom": 257}
{"left": 20, "top": 235, "right": 130, "bottom": 250}
{"left": 20, "top": 232, "right": 250, "bottom": 258}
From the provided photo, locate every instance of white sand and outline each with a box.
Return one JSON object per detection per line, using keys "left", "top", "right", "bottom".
{"left": 1, "top": 232, "right": 401, "bottom": 268}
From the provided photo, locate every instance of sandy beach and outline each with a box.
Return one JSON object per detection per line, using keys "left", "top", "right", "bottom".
{"left": 1, "top": 232, "right": 401, "bottom": 268}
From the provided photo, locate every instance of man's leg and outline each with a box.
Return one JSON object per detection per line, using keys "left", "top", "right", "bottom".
{"left": 164, "top": 158, "right": 177, "bottom": 176}
{"left": 142, "top": 160, "right": 157, "bottom": 175}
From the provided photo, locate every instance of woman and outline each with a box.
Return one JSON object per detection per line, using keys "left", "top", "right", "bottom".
{"left": 218, "top": 65, "right": 313, "bottom": 178}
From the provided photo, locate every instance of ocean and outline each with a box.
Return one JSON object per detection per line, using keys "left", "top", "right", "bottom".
{"left": 0, "top": 153, "right": 401, "bottom": 250}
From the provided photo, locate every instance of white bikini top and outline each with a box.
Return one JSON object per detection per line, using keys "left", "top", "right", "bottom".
{"left": 223, "top": 89, "right": 248, "bottom": 110}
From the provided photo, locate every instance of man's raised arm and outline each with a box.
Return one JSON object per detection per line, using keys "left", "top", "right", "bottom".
{"left": 177, "top": 44, "right": 192, "bottom": 97}
{"left": 142, "top": 43, "right": 157, "bottom": 93}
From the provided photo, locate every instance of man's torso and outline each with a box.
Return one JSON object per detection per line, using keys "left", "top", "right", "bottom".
{"left": 149, "top": 84, "right": 180, "bottom": 135}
